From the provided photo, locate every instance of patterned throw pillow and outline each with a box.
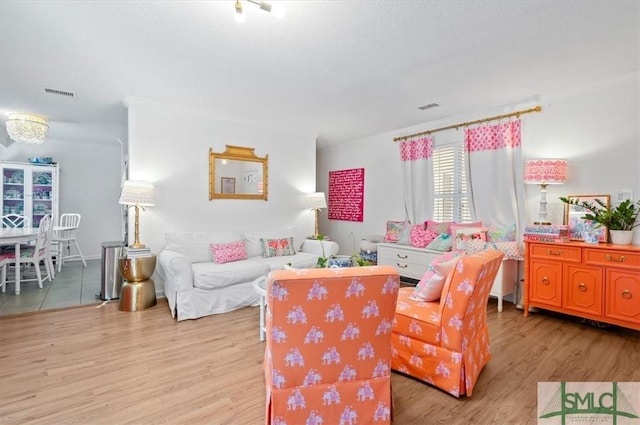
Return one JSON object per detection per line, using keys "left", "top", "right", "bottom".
{"left": 210, "top": 240, "right": 248, "bottom": 264}
{"left": 451, "top": 225, "right": 487, "bottom": 251}
{"left": 465, "top": 240, "right": 523, "bottom": 260}
{"left": 426, "top": 233, "right": 453, "bottom": 252}
{"left": 410, "top": 251, "right": 465, "bottom": 301}
{"left": 260, "top": 237, "right": 296, "bottom": 258}
{"left": 409, "top": 225, "right": 438, "bottom": 248}
{"left": 384, "top": 221, "right": 409, "bottom": 243}
{"left": 486, "top": 224, "right": 517, "bottom": 242}
{"left": 397, "top": 222, "right": 414, "bottom": 245}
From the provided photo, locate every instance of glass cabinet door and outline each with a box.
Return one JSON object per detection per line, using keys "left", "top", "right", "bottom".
{"left": 1, "top": 163, "right": 59, "bottom": 228}
{"left": 32, "top": 169, "right": 53, "bottom": 227}
{"left": 2, "top": 167, "right": 26, "bottom": 225}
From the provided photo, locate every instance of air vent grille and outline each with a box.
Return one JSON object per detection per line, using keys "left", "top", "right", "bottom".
{"left": 418, "top": 103, "right": 439, "bottom": 110}
{"left": 45, "top": 88, "right": 74, "bottom": 97}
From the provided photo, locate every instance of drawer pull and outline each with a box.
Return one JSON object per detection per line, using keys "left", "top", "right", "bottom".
{"left": 605, "top": 254, "right": 626, "bottom": 262}
{"left": 546, "top": 249, "right": 563, "bottom": 256}
{"left": 396, "top": 254, "right": 408, "bottom": 259}
{"left": 541, "top": 277, "right": 549, "bottom": 285}
{"left": 578, "top": 282, "right": 587, "bottom": 292}
{"left": 622, "top": 290, "right": 632, "bottom": 299}
{"left": 396, "top": 263, "right": 408, "bottom": 269}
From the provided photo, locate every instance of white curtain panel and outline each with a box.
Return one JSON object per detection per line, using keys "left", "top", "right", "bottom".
{"left": 399, "top": 137, "right": 434, "bottom": 223}
{"left": 465, "top": 120, "right": 525, "bottom": 235}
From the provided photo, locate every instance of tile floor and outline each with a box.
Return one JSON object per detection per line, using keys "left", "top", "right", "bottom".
{"left": 0, "top": 259, "right": 103, "bottom": 316}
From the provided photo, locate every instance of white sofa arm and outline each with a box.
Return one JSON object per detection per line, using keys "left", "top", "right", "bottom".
{"left": 300, "top": 239, "right": 339, "bottom": 257}
{"left": 158, "top": 249, "right": 194, "bottom": 292}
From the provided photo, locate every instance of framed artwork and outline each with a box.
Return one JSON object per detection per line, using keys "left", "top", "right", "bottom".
{"left": 564, "top": 194, "right": 610, "bottom": 242}
{"left": 221, "top": 177, "right": 236, "bottom": 194}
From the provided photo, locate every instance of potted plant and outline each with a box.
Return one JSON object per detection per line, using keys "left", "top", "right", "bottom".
{"left": 559, "top": 197, "right": 640, "bottom": 244}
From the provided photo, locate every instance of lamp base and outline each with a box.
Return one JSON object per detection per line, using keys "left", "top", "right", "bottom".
{"left": 130, "top": 242, "right": 146, "bottom": 249}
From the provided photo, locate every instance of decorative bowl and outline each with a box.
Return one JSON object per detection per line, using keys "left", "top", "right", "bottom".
{"left": 328, "top": 256, "right": 353, "bottom": 268}
{"left": 28, "top": 157, "right": 53, "bottom": 164}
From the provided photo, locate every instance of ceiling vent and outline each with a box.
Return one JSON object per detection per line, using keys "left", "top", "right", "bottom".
{"left": 45, "top": 88, "right": 74, "bottom": 97}
{"left": 418, "top": 103, "right": 439, "bottom": 111}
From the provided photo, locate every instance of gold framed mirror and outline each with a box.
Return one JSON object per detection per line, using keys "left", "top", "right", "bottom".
{"left": 209, "top": 145, "right": 268, "bottom": 200}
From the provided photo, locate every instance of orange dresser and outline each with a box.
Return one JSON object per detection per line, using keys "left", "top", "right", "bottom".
{"left": 524, "top": 240, "right": 640, "bottom": 331}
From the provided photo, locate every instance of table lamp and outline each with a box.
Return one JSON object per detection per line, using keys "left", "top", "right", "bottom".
{"left": 305, "top": 192, "right": 327, "bottom": 238}
{"left": 119, "top": 180, "right": 156, "bottom": 248}
{"left": 524, "top": 159, "right": 567, "bottom": 225}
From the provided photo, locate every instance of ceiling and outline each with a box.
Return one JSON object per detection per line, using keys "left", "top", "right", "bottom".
{"left": 1, "top": 1, "right": 638, "bottom": 148}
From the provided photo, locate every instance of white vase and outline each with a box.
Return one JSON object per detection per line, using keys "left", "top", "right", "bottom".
{"left": 609, "top": 230, "right": 633, "bottom": 245}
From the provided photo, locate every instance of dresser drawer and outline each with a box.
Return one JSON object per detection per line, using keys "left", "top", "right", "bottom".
{"left": 377, "top": 243, "right": 440, "bottom": 280}
{"left": 529, "top": 243, "right": 581, "bottom": 263}
{"left": 584, "top": 248, "right": 640, "bottom": 270}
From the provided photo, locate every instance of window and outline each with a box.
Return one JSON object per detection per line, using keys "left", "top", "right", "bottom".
{"left": 432, "top": 143, "right": 471, "bottom": 222}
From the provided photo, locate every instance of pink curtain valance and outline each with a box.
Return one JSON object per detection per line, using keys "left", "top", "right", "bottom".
{"left": 399, "top": 137, "right": 433, "bottom": 161}
{"left": 464, "top": 120, "right": 521, "bottom": 152}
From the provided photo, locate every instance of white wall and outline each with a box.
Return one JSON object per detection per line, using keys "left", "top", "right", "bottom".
{"left": 0, "top": 139, "right": 123, "bottom": 259}
{"left": 318, "top": 72, "right": 640, "bottom": 252}
{"left": 125, "top": 96, "right": 318, "bottom": 257}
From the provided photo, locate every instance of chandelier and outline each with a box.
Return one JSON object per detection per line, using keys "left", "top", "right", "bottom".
{"left": 5, "top": 112, "right": 49, "bottom": 144}
{"left": 234, "top": 0, "right": 285, "bottom": 23}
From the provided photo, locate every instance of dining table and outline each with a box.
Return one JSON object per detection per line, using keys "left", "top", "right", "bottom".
{"left": 0, "top": 227, "right": 40, "bottom": 294}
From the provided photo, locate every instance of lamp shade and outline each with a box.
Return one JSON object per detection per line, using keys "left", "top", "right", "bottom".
{"left": 305, "top": 192, "right": 327, "bottom": 209}
{"left": 524, "top": 159, "right": 567, "bottom": 185}
{"left": 5, "top": 112, "right": 49, "bottom": 144}
{"left": 119, "top": 180, "right": 156, "bottom": 206}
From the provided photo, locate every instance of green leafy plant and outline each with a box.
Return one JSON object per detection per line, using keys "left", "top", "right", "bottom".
{"left": 350, "top": 252, "right": 372, "bottom": 266}
{"left": 315, "top": 234, "right": 330, "bottom": 268}
{"left": 559, "top": 197, "right": 640, "bottom": 231}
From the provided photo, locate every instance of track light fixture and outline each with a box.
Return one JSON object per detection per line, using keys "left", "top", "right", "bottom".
{"left": 234, "top": 0, "right": 285, "bottom": 23}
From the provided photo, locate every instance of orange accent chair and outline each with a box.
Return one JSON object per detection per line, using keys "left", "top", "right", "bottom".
{"left": 263, "top": 266, "right": 400, "bottom": 425}
{"left": 391, "top": 249, "right": 505, "bottom": 397}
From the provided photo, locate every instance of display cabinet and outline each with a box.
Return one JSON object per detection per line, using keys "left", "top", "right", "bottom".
{"left": 1, "top": 162, "right": 59, "bottom": 227}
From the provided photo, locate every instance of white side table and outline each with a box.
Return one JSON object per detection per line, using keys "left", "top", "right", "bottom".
{"left": 253, "top": 275, "right": 267, "bottom": 342}
{"left": 489, "top": 259, "right": 518, "bottom": 312}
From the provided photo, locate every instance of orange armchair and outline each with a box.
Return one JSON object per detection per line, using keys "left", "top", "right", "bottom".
{"left": 264, "top": 266, "right": 400, "bottom": 425}
{"left": 391, "top": 249, "right": 504, "bottom": 397}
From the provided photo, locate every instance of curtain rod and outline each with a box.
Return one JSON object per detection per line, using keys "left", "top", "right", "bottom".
{"left": 393, "top": 105, "right": 542, "bottom": 142}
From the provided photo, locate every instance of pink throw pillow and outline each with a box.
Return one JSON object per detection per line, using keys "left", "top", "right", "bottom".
{"left": 410, "top": 251, "right": 465, "bottom": 302}
{"left": 210, "top": 240, "right": 248, "bottom": 264}
{"left": 449, "top": 221, "right": 483, "bottom": 234}
{"left": 424, "top": 220, "right": 454, "bottom": 235}
{"left": 409, "top": 225, "right": 438, "bottom": 248}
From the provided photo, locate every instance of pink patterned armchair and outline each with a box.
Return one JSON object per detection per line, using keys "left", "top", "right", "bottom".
{"left": 263, "top": 266, "right": 400, "bottom": 425}
{"left": 391, "top": 249, "right": 504, "bottom": 397}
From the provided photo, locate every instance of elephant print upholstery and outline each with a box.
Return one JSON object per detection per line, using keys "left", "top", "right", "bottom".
{"left": 391, "top": 249, "right": 504, "bottom": 397}
{"left": 263, "top": 266, "right": 400, "bottom": 425}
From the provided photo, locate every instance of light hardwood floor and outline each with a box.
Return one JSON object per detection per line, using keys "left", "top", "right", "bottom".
{"left": 0, "top": 298, "right": 638, "bottom": 424}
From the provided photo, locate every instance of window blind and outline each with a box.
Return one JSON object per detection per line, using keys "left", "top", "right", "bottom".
{"left": 432, "top": 144, "right": 471, "bottom": 222}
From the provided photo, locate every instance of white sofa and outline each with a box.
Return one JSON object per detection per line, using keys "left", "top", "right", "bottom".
{"left": 157, "top": 229, "right": 339, "bottom": 321}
